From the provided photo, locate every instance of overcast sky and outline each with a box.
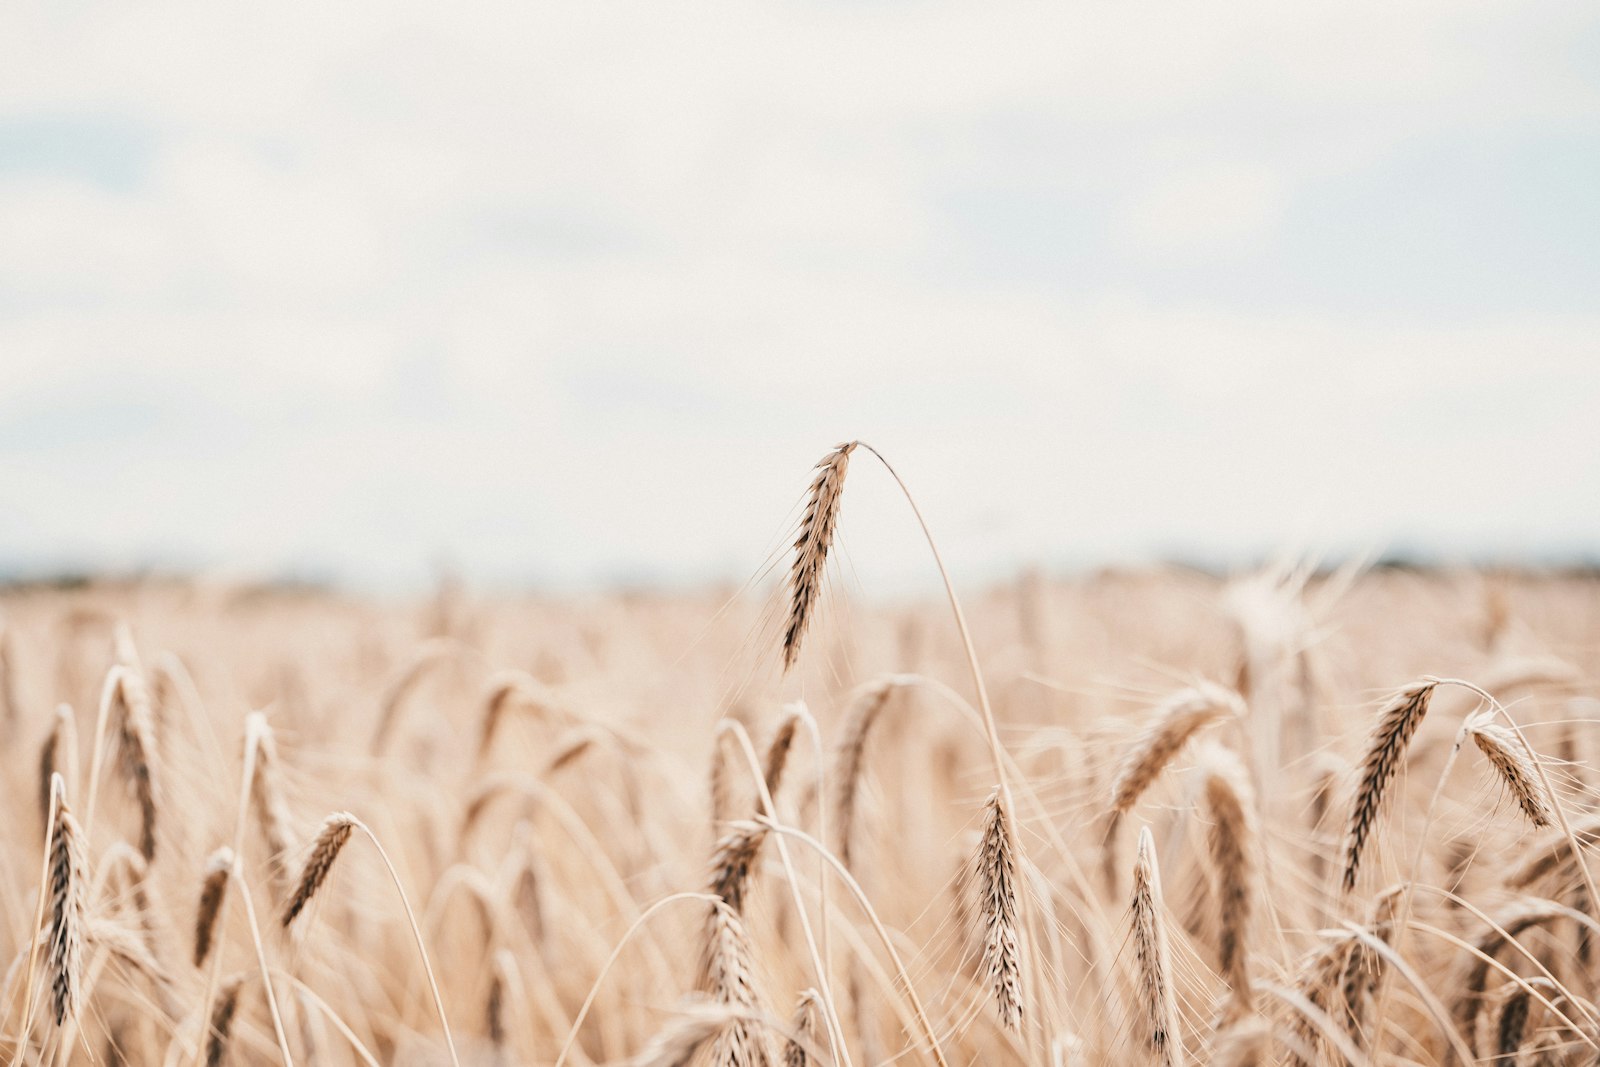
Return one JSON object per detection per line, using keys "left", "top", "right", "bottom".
{"left": 2, "top": 2, "right": 1597, "bottom": 591}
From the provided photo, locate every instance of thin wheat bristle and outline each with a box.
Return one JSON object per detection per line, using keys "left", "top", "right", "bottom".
{"left": 194, "top": 846, "right": 234, "bottom": 967}
{"left": 1196, "top": 743, "right": 1257, "bottom": 1020}
{"left": 1342, "top": 681, "right": 1437, "bottom": 893}
{"left": 1131, "top": 826, "right": 1181, "bottom": 1067}
{"left": 1111, "top": 683, "right": 1241, "bottom": 816}
{"left": 46, "top": 773, "right": 86, "bottom": 1027}
{"left": 783, "top": 988, "right": 822, "bottom": 1067}
{"left": 977, "top": 786, "right": 1023, "bottom": 1032}
{"left": 205, "top": 972, "right": 248, "bottom": 1067}
{"left": 833, "top": 677, "right": 895, "bottom": 870}
{"left": 1468, "top": 717, "right": 1553, "bottom": 827}
{"left": 247, "top": 713, "right": 297, "bottom": 905}
{"left": 282, "top": 812, "right": 357, "bottom": 927}
{"left": 781, "top": 441, "right": 856, "bottom": 672}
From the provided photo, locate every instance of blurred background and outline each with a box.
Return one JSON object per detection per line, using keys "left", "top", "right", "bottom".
{"left": 1, "top": 2, "right": 1597, "bottom": 592}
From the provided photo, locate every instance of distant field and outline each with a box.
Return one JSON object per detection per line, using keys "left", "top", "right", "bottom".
{"left": 1, "top": 532, "right": 1597, "bottom": 1064}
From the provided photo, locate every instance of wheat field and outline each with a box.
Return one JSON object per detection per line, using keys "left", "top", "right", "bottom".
{"left": 1, "top": 445, "right": 1598, "bottom": 1066}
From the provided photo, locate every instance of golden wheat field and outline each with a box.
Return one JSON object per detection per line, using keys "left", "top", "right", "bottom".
{"left": 1, "top": 449, "right": 1598, "bottom": 1067}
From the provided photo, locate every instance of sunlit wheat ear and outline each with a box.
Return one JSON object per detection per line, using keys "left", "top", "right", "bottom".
{"left": 194, "top": 846, "right": 235, "bottom": 967}
{"left": 205, "top": 972, "right": 247, "bottom": 1067}
{"left": 39, "top": 704, "right": 78, "bottom": 837}
{"left": 115, "top": 670, "right": 161, "bottom": 861}
{"left": 1468, "top": 716, "right": 1552, "bottom": 827}
{"left": 1131, "top": 827, "right": 1181, "bottom": 1067}
{"left": 833, "top": 677, "right": 896, "bottom": 870}
{"left": 1342, "top": 681, "right": 1437, "bottom": 893}
{"left": 1111, "top": 683, "right": 1243, "bottom": 816}
{"left": 1211, "top": 1015, "right": 1270, "bottom": 1067}
{"left": 783, "top": 989, "right": 822, "bottom": 1067}
{"left": 782, "top": 441, "right": 856, "bottom": 672}
{"left": 46, "top": 773, "right": 86, "bottom": 1027}
{"left": 977, "top": 787, "right": 1023, "bottom": 1032}
{"left": 1195, "top": 744, "right": 1257, "bottom": 1020}
{"left": 282, "top": 813, "right": 356, "bottom": 927}
{"left": 247, "top": 713, "right": 297, "bottom": 903}
{"left": 710, "top": 821, "right": 770, "bottom": 915}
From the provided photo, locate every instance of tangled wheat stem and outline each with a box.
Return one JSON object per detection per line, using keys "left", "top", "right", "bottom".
{"left": 850, "top": 441, "right": 1046, "bottom": 1057}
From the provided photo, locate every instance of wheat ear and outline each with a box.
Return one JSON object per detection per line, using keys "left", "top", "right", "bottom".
{"left": 1196, "top": 744, "right": 1257, "bottom": 1020}
{"left": 46, "top": 772, "right": 87, "bottom": 1027}
{"left": 832, "top": 677, "right": 895, "bottom": 870}
{"left": 783, "top": 989, "right": 822, "bottom": 1067}
{"left": 114, "top": 670, "right": 161, "bottom": 861}
{"left": 205, "top": 971, "right": 248, "bottom": 1067}
{"left": 1111, "top": 684, "right": 1241, "bottom": 816}
{"left": 761, "top": 709, "right": 801, "bottom": 804}
{"left": 710, "top": 821, "right": 770, "bottom": 916}
{"left": 194, "top": 847, "right": 235, "bottom": 967}
{"left": 1131, "top": 826, "right": 1182, "bottom": 1066}
{"left": 631, "top": 1000, "right": 746, "bottom": 1067}
{"left": 1343, "top": 681, "right": 1437, "bottom": 893}
{"left": 977, "top": 787, "right": 1023, "bottom": 1031}
{"left": 1211, "top": 1015, "right": 1270, "bottom": 1067}
{"left": 38, "top": 704, "right": 78, "bottom": 838}
{"left": 1468, "top": 716, "right": 1553, "bottom": 827}
{"left": 282, "top": 813, "right": 356, "bottom": 928}
{"left": 699, "top": 902, "right": 774, "bottom": 1067}
{"left": 782, "top": 442, "right": 855, "bottom": 672}
{"left": 247, "top": 713, "right": 298, "bottom": 903}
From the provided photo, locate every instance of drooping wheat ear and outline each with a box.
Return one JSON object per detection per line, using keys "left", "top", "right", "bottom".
{"left": 1475, "top": 978, "right": 1539, "bottom": 1061}
{"left": 977, "top": 787, "right": 1023, "bottom": 1032}
{"left": 282, "top": 813, "right": 356, "bottom": 927}
{"left": 246, "top": 713, "right": 297, "bottom": 903}
{"left": 1455, "top": 899, "right": 1567, "bottom": 1036}
{"left": 370, "top": 638, "right": 453, "bottom": 752}
{"left": 710, "top": 821, "right": 770, "bottom": 915}
{"left": 1195, "top": 744, "right": 1257, "bottom": 1020}
{"left": 1131, "top": 826, "right": 1182, "bottom": 1067}
{"left": 46, "top": 773, "right": 86, "bottom": 1027}
{"left": 1111, "top": 683, "right": 1242, "bottom": 816}
{"left": 476, "top": 672, "right": 552, "bottom": 763}
{"left": 783, "top": 988, "right": 822, "bottom": 1067}
{"left": 761, "top": 709, "right": 801, "bottom": 806}
{"left": 1210, "top": 1015, "right": 1270, "bottom": 1067}
{"left": 115, "top": 670, "right": 161, "bottom": 861}
{"left": 833, "top": 677, "right": 896, "bottom": 870}
{"left": 194, "top": 847, "right": 235, "bottom": 967}
{"left": 631, "top": 999, "right": 745, "bottom": 1067}
{"left": 1283, "top": 932, "right": 1357, "bottom": 1066}
{"left": 1468, "top": 717, "right": 1553, "bottom": 827}
{"left": 699, "top": 902, "right": 773, "bottom": 1067}
{"left": 205, "top": 972, "right": 248, "bottom": 1067}
{"left": 39, "top": 704, "right": 78, "bottom": 838}
{"left": 1342, "top": 681, "right": 1437, "bottom": 893}
{"left": 782, "top": 441, "right": 856, "bottom": 672}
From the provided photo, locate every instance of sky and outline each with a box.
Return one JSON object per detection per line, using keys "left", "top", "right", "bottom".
{"left": 1, "top": 1, "right": 1598, "bottom": 591}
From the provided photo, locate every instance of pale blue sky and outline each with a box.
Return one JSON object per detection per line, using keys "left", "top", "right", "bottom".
{"left": 1, "top": 2, "right": 1597, "bottom": 589}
